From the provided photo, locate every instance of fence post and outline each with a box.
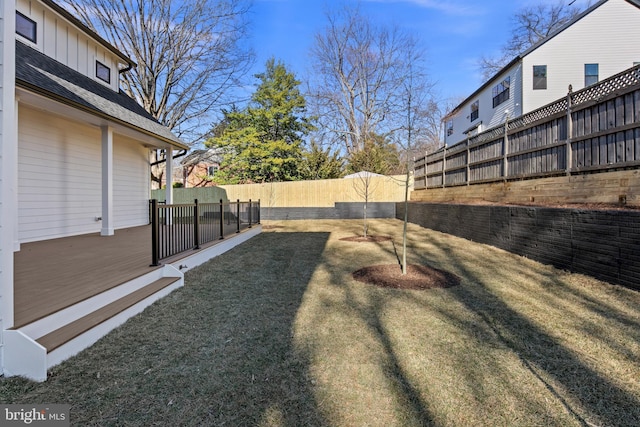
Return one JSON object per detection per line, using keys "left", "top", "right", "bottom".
{"left": 194, "top": 199, "right": 200, "bottom": 249}
{"left": 566, "top": 85, "right": 573, "bottom": 175}
{"left": 219, "top": 199, "right": 224, "bottom": 239}
{"left": 248, "top": 199, "right": 252, "bottom": 228}
{"left": 236, "top": 199, "right": 241, "bottom": 233}
{"left": 503, "top": 112, "right": 510, "bottom": 181}
{"left": 442, "top": 146, "right": 447, "bottom": 188}
{"left": 465, "top": 140, "right": 471, "bottom": 185}
{"left": 150, "top": 199, "right": 160, "bottom": 266}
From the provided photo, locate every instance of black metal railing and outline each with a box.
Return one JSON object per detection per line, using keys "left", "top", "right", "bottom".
{"left": 150, "top": 199, "right": 260, "bottom": 266}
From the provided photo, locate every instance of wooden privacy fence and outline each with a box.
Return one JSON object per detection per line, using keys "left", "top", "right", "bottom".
{"left": 415, "top": 65, "right": 640, "bottom": 189}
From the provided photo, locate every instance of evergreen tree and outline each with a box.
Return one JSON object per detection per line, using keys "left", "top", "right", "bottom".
{"left": 347, "top": 134, "right": 400, "bottom": 175}
{"left": 300, "top": 140, "right": 344, "bottom": 180}
{"left": 207, "top": 58, "right": 315, "bottom": 183}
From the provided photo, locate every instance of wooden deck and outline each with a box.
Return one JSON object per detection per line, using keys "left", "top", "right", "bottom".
{"left": 14, "top": 226, "right": 160, "bottom": 328}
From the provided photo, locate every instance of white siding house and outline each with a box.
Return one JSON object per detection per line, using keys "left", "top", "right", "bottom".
{"left": 445, "top": 0, "right": 640, "bottom": 146}
{"left": 0, "top": 0, "right": 190, "bottom": 380}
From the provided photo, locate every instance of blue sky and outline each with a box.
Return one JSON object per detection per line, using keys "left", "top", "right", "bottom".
{"left": 248, "top": 0, "right": 592, "bottom": 104}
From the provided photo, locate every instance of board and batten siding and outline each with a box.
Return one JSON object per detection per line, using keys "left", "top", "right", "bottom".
{"left": 16, "top": 0, "right": 121, "bottom": 92}
{"left": 522, "top": 0, "right": 640, "bottom": 113}
{"left": 113, "top": 136, "right": 151, "bottom": 229}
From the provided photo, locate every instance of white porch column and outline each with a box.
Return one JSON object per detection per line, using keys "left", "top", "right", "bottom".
{"left": 165, "top": 149, "right": 174, "bottom": 205}
{"left": 1, "top": 0, "right": 18, "bottom": 332}
{"left": 101, "top": 125, "right": 114, "bottom": 236}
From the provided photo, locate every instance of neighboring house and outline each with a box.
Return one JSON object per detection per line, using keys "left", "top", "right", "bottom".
{"left": 445, "top": 0, "right": 640, "bottom": 146}
{"left": 0, "top": 0, "right": 190, "bottom": 380}
{"left": 173, "top": 148, "right": 224, "bottom": 188}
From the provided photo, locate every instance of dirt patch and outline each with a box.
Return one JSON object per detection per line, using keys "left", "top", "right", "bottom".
{"left": 340, "top": 235, "right": 393, "bottom": 243}
{"left": 353, "top": 264, "right": 461, "bottom": 290}
{"left": 262, "top": 225, "right": 284, "bottom": 230}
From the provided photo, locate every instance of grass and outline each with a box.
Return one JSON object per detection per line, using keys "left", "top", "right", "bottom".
{"left": 1, "top": 219, "right": 639, "bottom": 426}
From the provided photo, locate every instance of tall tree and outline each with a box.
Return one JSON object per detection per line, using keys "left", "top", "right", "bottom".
{"left": 207, "top": 59, "right": 315, "bottom": 184}
{"left": 62, "top": 0, "right": 253, "bottom": 142}
{"left": 309, "top": 6, "right": 417, "bottom": 156}
{"left": 479, "top": 1, "right": 589, "bottom": 81}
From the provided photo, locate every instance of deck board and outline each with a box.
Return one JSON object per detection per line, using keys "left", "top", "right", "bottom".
{"left": 36, "top": 276, "right": 181, "bottom": 351}
{"left": 14, "top": 226, "right": 159, "bottom": 328}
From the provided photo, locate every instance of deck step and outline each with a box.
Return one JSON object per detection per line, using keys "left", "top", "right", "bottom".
{"left": 36, "top": 277, "right": 181, "bottom": 352}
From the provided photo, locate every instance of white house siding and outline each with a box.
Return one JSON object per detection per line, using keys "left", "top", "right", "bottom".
{"left": 16, "top": 0, "right": 121, "bottom": 92}
{"left": 447, "top": 63, "right": 523, "bottom": 147}
{"left": 18, "top": 106, "right": 102, "bottom": 242}
{"left": 522, "top": 0, "right": 640, "bottom": 113}
{"left": 113, "top": 136, "right": 151, "bottom": 228}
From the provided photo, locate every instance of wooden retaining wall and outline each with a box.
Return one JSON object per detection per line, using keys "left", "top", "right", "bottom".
{"left": 398, "top": 202, "right": 640, "bottom": 290}
{"left": 410, "top": 169, "right": 640, "bottom": 207}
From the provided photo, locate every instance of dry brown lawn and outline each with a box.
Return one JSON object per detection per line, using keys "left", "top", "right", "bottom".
{"left": 1, "top": 219, "right": 639, "bottom": 426}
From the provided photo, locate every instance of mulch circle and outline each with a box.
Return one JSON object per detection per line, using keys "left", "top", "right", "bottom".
{"left": 352, "top": 264, "right": 461, "bottom": 290}
{"left": 340, "top": 235, "right": 393, "bottom": 242}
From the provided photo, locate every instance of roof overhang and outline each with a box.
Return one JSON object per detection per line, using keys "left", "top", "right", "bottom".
{"left": 16, "top": 85, "right": 186, "bottom": 151}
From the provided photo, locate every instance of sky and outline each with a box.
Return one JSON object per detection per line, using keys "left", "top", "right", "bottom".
{"left": 247, "top": 0, "right": 593, "bottom": 105}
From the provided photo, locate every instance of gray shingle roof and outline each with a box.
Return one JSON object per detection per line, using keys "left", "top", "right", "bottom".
{"left": 15, "top": 41, "right": 187, "bottom": 149}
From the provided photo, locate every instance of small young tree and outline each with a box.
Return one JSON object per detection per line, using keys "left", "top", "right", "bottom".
{"left": 347, "top": 135, "right": 398, "bottom": 238}
{"left": 389, "top": 40, "right": 436, "bottom": 274}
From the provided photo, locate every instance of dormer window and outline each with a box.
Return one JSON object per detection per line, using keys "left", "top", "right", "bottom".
{"left": 96, "top": 61, "right": 111, "bottom": 84}
{"left": 16, "top": 12, "right": 37, "bottom": 43}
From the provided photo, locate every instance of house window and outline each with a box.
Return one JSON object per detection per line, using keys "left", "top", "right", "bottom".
{"left": 533, "top": 65, "right": 547, "bottom": 90}
{"left": 96, "top": 61, "right": 111, "bottom": 84}
{"left": 492, "top": 77, "right": 510, "bottom": 108}
{"left": 585, "top": 63, "right": 599, "bottom": 86}
{"left": 470, "top": 101, "right": 479, "bottom": 122}
{"left": 16, "top": 12, "right": 37, "bottom": 43}
{"left": 207, "top": 166, "right": 218, "bottom": 176}
{"left": 446, "top": 120, "right": 454, "bottom": 136}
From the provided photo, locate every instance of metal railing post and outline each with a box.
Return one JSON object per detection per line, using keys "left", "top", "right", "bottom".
{"left": 194, "top": 199, "right": 200, "bottom": 249}
{"left": 248, "top": 199, "right": 252, "bottom": 228}
{"left": 219, "top": 199, "right": 224, "bottom": 239}
{"left": 236, "top": 199, "right": 241, "bottom": 233}
{"left": 150, "top": 199, "right": 160, "bottom": 266}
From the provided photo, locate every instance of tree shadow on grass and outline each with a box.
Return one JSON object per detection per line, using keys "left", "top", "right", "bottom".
{"left": 419, "top": 238, "right": 640, "bottom": 427}
{"left": 0, "top": 232, "right": 331, "bottom": 426}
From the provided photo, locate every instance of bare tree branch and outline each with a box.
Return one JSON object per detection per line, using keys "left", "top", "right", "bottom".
{"left": 62, "top": 0, "right": 254, "bottom": 144}
{"left": 308, "top": 5, "right": 420, "bottom": 156}
{"left": 478, "top": 1, "right": 590, "bottom": 81}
